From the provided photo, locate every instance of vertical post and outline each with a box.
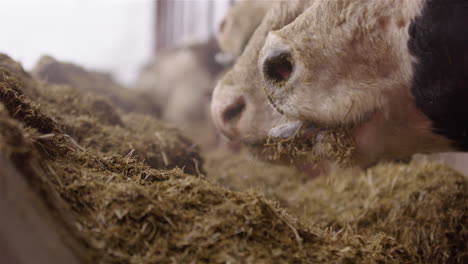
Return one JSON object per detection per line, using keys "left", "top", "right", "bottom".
{"left": 178, "top": 1, "right": 185, "bottom": 45}
{"left": 156, "top": 0, "right": 227, "bottom": 51}
{"left": 188, "top": 1, "right": 197, "bottom": 41}
{"left": 155, "top": 0, "right": 168, "bottom": 53}
{"left": 207, "top": 0, "right": 214, "bottom": 36}
{"left": 167, "top": 0, "right": 175, "bottom": 47}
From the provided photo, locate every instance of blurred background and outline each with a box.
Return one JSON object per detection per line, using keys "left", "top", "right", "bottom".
{"left": 0, "top": 0, "right": 248, "bottom": 150}
{"left": 0, "top": 0, "right": 233, "bottom": 86}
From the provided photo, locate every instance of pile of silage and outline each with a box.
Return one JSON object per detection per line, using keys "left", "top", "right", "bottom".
{"left": 0, "top": 54, "right": 415, "bottom": 263}
{"left": 32, "top": 55, "right": 161, "bottom": 115}
{"left": 0, "top": 54, "right": 202, "bottom": 175}
{"left": 206, "top": 151, "right": 468, "bottom": 264}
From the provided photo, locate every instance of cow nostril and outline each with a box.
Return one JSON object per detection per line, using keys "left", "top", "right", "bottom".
{"left": 222, "top": 97, "right": 246, "bottom": 123}
{"left": 263, "top": 52, "right": 294, "bottom": 85}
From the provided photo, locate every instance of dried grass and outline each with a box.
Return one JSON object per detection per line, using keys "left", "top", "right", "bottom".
{"left": 0, "top": 53, "right": 466, "bottom": 263}
{"left": 206, "top": 151, "right": 468, "bottom": 264}
{"left": 32, "top": 55, "right": 161, "bottom": 115}
{"left": 262, "top": 128, "right": 356, "bottom": 167}
{"left": 0, "top": 54, "right": 203, "bottom": 175}
{"left": 0, "top": 105, "right": 415, "bottom": 263}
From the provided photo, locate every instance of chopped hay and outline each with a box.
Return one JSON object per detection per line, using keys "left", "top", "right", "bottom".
{"left": 262, "top": 128, "right": 356, "bottom": 167}
{"left": 294, "top": 163, "right": 468, "bottom": 264}
{"left": 0, "top": 70, "right": 58, "bottom": 134}
{"left": 32, "top": 55, "right": 161, "bottom": 115}
{"left": 0, "top": 53, "right": 466, "bottom": 263}
{"left": 0, "top": 54, "right": 203, "bottom": 175}
{"left": 0, "top": 53, "right": 413, "bottom": 263}
{"left": 0, "top": 88, "right": 412, "bottom": 264}
{"left": 206, "top": 151, "right": 468, "bottom": 264}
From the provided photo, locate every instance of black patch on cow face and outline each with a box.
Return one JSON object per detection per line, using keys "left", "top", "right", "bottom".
{"left": 409, "top": 0, "right": 468, "bottom": 150}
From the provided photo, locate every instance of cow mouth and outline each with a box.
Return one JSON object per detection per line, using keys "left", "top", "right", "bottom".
{"left": 268, "top": 120, "right": 318, "bottom": 140}
{"left": 232, "top": 110, "right": 375, "bottom": 166}
{"left": 262, "top": 120, "right": 355, "bottom": 166}
{"left": 269, "top": 107, "right": 377, "bottom": 141}
{"left": 229, "top": 121, "right": 322, "bottom": 164}
{"left": 236, "top": 121, "right": 341, "bottom": 149}
{"left": 263, "top": 110, "right": 377, "bottom": 166}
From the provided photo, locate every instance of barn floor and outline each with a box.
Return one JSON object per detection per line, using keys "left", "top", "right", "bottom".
{"left": 0, "top": 53, "right": 466, "bottom": 263}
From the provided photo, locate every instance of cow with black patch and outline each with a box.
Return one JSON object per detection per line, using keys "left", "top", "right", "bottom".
{"left": 259, "top": 0, "right": 468, "bottom": 167}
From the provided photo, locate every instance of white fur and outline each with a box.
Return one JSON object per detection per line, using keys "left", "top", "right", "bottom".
{"left": 260, "top": 0, "right": 453, "bottom": 166}
{"left": 211, "top": 0, "right": 314, "bottom": 146}
{"left": 217, "top": 0, "right": 273, "bottom": 58}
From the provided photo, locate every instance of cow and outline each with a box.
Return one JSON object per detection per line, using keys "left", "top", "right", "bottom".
{"left": 216, "top": 0, "right": 273, "bottom": 65}
{"left": 211, "top": 0, "right": 315, "bottom": 157}
{"left": 137, "top": 38, "right": 226, "bottom": 149}
{"left": 259, "top": 0, "right": 468, "bottom": 167}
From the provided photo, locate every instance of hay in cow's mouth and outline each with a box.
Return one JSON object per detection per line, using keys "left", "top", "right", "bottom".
{"left": 262, "top": 124, "right": 356, "bottom": 167}
{"left": 262, "top": 106, "right": 380, "bottom": 168}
